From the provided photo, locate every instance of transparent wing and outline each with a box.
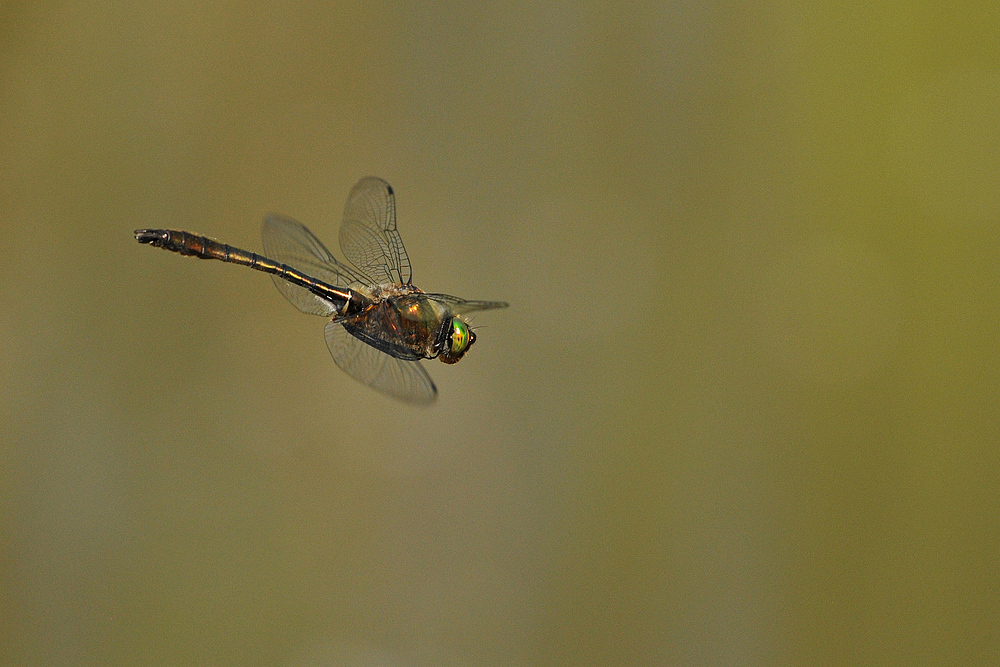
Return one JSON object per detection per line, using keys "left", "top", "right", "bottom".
{"left": 340, "top": 177, "right": 412, "bottom": 286}
{"left": 262, "top": 214, "right": 372, "bottom": 315}
{"left": 420, "top": 293, "right": 510, "bottom": 316}
{"left": 324, "top": 320, "right": 437, "bottom": 405}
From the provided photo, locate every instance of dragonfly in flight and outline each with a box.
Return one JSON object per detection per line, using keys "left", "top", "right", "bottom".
{"left": 135, "top": 177, "right": 508, "bottom": 404}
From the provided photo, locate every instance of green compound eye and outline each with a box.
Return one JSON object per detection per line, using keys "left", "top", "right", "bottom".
{"left": 450, "top": 319, "right": 471, "bottom": 355}
{"left": 439, "top": 318, "right": 476, "bottom": 365}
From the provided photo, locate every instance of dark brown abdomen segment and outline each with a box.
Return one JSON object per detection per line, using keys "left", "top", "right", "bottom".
{"left": 136, "top": 229, "right": 272, "bottom": 265}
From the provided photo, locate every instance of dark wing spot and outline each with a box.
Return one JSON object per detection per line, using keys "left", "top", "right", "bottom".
{"left": 386, "top": 184, "right": 394, "bottom": 195}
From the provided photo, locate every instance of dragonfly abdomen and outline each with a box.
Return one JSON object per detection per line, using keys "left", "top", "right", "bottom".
{"left": 135, "top": 229, "right": 362, "bottom": 313}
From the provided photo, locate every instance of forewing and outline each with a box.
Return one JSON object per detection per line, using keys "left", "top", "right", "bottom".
{"left": 324, "top": 320, "right": 437, "bottom": 405}
{"left": 262, "top": 214, "right": 371, "bottom": 315}
{"left": 340, "top": 177, "right": 412, "bottom": 286}
{"left": 420, "top": 293, "right": 510, "bottom": 316}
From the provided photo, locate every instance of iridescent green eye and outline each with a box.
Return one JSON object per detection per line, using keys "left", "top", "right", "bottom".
{"left": 450, "top": 319, "right": 471, "bottom": 355}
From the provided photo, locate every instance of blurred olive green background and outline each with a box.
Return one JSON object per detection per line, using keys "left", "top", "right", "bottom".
{"left": 3, "top": 2, "right": 999, "bottom": 665}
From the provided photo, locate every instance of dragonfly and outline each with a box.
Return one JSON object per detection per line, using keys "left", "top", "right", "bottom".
{"left": 135, "top": 176, "right": 508, "bottom": 404}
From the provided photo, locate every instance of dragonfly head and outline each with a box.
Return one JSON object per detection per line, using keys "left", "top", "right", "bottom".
{"left": 438, "top": 318, "right": 476, "bottom": 364}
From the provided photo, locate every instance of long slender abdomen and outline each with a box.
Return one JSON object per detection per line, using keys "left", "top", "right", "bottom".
{"left": 134, "top": 228, "right": 360, "bottom": 313}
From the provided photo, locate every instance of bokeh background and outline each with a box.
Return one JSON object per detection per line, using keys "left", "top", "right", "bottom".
{"left": 3, "top": 2, "right": 999, "bottom": 665}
